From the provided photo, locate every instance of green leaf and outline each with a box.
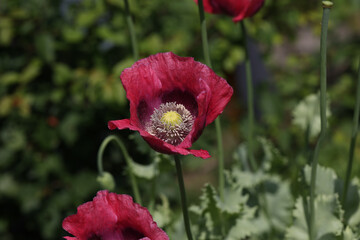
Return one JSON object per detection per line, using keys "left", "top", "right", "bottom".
{"left": 35, "top": 33, "right": 55, "bottom": 63}
{"left": 20, "top": 59, "right": 42, "bottom": 83}
{"left": 292, "top": 93, "right": 331, "bottom": 138}
{"left": 304, "top": 164, "right": 336, "bottom": 195}
{"left": 0, "top": 17, "right": 14, "bottom": 45}
{"left": 215, "top": 184, "right": 248, "bottom": 214}
{"left": 285, "top": 195, "right": 343, "bottom": 240}
{"left": 152, "top": 194, "right": 171, "bottom": 228}
{"left": 54, "top": 63, "right": 72, "bottom": 85}
{"left": 129, "top": 158, "right": 157, "bottom": 180}
{"left": 343, "top": 226, "right": 358, "bottom": 240}
{"left": 231, "top": 167, "right": 271, "bottom": 189}
{"left": 190, "top": 184, "right": 224, "bottom": 238}
{"left": 258, "top": 136, "right": 288, "bottom": 171}
{"left": 62, "top": 26, "right": 84, "bottom": 43}
{"left": 225, "top": 207, "right": 257, "bottom": 240}
{"left": 0, "top": 72, "right": 19, "bottom": 85}
{"left": 264, "top": 179, "right": 293, "bottom": 232}
{"left": 191, "top": 182, "right": 257, "bottom": 239}
{"left": 344, "top": 178, "right": 360, "bottom": 228}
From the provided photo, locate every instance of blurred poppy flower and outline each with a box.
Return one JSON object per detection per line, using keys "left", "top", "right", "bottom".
{"left": 108, "top": 52, "right": 233, "bottom": 159}
{"left": 195, "top": 0, "right": 265, "bottom": 22}
{"left": 62, "top": 190, "right": 169, "bottom": 240}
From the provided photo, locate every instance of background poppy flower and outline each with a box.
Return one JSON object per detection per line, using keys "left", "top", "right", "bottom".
{"left": 62, "top": 190, "right": 169, "bottom": 240}
{"left": 108, "top": 52, "right": 233, "bottom": 159}
{"left": 195, "top": 0, "right": 265, "bottom": 22}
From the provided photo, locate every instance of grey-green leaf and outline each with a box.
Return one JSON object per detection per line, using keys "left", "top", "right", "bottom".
{"left": 292, "top": 93, "right": 331, "bottom": 138}
{"left": 285, "top": 195, "right": 343, "bottom": 240}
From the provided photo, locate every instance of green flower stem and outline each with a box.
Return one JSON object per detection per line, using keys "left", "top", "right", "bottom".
{"left": 197, "top": 0, "right": 224, "bottom": 200}
{"left": 342, "top": 59, "right": 360, "bottom": 207}
{"left": 97, "top": 135, "right": 142, "bottom": 205}
{"left": 240, "top": 21, "right": 257, "bottom": 170}
{"left": 197, "top": 0, "right": 212, "bottom": 68}
{"left": 309, "top": 3, "right": 332, "bottom": 240}
{"left": 174, "top": 155, "right": 193, "bottom": 240}
{"left": 124, "top": 0, "right": 139, "bottom": 61}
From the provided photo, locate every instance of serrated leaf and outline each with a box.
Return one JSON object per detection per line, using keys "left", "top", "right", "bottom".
{"left": 226, "top": 207, "right": 257, "bottom": 240}
{"left": 231, "top": 167, "right": 271, "bottom": 189}
{"left": 258, "top": 136, "right": 288, "bottom": 171}
{"left": 201, "top": 184, "right": 222, "bottom": 232}
{"left": 215, "top": 185, "right": 247, "bottom": 214}
{"left": 264, "top": 180, "right": 293, "bottom": 231}
{"left": 285, "top": 195, "right": 343, "bottom": 240}
{"left": 192, "top": 182, "right": 257, "bottom": 239}
{"left": 232, "top": 144, "right": 251, "bottom": 171}
{"left": 292, "top": 93, "right": 331, "bottom": 138}
{"left": 152, "top": 194, "right": 171, "bottom": 228}
{"left": 343, "top": 226, "right": 358, "bottom": 240}
{"left": 304, "top": 164, "right": 336, "bottom": 195}
{"left": 345, "top": 179, "right": 360, "bottom": 228}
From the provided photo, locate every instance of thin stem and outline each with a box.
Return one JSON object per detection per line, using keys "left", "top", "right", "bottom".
{"left": 197, "top": 0, "right": 212, "bottom": 68}
{"left": 174, "top": 155, "right": 193, "bottom": 240}
{"left": 215, "top": 118, "right": 224, "bottom": 200}
{"left": 240, "top": 20, "right": 257, "bottom": 170}
{"left": 197, "top": 0, "right": 224, "bottom": 200}
{"left": 342, "top": 59, "right": 360, "bottom": 207}
{"left": 124, "top": 0, "right": 139, "bottom": 60}
{"left": 97, "top": 135, "right": 142, "bottom": 205}
{"left": 309, "top": 3, "right": 332, "bottom": 240}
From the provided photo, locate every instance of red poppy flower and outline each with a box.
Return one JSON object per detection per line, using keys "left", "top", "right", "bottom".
{"left": 62, "top": 190, "right": 169, "bottom": 240}
{"left": 108, "top": 52, "right": 233, "bottom": 159}
{"left": 195, "top": 0, "right": 265, "bottom": 22}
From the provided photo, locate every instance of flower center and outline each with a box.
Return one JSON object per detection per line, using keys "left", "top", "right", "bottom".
{"left": 147, "top": 102, "right": 194, "bottom": 146}
{"left": 161, "top": 111, "right": 182, "bottom": 127}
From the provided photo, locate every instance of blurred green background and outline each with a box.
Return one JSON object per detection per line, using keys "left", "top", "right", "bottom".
{"left": 0, "top": 0, "right": 359, "bottom": 239}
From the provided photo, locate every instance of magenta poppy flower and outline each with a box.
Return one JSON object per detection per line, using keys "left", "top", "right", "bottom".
{"left": 62, "top": 190, "right": 169, "bottom": 240}
{"left": 108, "top": 52, "right": 233, "bottom": 159}
{"left": 195, "top": 0, "right": 265, "bottom": 22}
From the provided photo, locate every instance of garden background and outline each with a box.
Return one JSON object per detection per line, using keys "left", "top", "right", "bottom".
{"left": 0, "top": 0, "right": 359, "bottom": 239}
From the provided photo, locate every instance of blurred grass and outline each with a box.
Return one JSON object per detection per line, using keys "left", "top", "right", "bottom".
{"left": 0, "top": 0, "right": 359, "bottom": 239}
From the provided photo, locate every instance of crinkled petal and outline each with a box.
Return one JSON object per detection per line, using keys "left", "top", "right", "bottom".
{"left": 232, "top": 0, "right": 265, "bottom": 22}
{"left": 108, "top": 120, "right": 210, "bottom": 159}
{"left": 62, "top": 192, "right": 118, "bottom": 239}
{"left": 197, "top": 0, "right": 264, "bottom": 22}
{"left": 109, "top": 52, "right": 232, "bottom": 158}
{"left": 62, "top": 191, "right": 169, "bottom": 240}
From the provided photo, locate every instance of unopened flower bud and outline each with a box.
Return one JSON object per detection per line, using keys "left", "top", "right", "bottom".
{"left": 97, "top": 172, "right": 115, "bottom": 191}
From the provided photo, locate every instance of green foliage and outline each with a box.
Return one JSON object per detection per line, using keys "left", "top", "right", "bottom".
{"left": 285, "top": 195, "right": 343, "bottom": 240}
{"left": 0, "top": 0, "right": 359, "bottom": 239}
{"left": 190, "top": 183, "right": 256, "bottom": 240}
{"left": 285, "top": 164, "right": 360, "bottom": 239}
{"left": 292, "top": 93, "right": 331, "bottom": 138}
